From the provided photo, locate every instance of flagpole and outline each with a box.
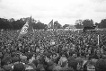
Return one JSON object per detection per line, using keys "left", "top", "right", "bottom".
{"left": 98, "top": 35, "right": 99, "bottom": 46}
{"left": 53, "top": 19, "right": 56, "bottom": 37}
{"left": 53, "top": 19, "right": 54, "bottom": 31}
{"left": 29, "top": 16, "right": 35, "bottom": 43}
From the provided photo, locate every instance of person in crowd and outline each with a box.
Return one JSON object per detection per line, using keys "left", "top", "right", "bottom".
{"left": 0, "top": 29, "right": 106, "bottom": 71}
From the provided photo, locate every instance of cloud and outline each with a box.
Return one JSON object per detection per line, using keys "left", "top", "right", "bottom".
{"left": 0, "top": 0, "right": 106, "bottom": 25}
{"left": 95, "top": 8, "right": 106, "bottom": 13}
{"left": 90, "top": 0, "right": 106, "bottom": 3}
{"left": 94, "top": 4, "right": 106, "bottom": 13}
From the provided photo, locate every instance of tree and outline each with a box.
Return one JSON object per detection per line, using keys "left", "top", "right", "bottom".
{"left": 95, "top": 22, "right": 100, "bottom": 28}
{"left": 11, "top": 19, "right": 25, "bottom": 30}
{"left": 63, "top": 24, "right": 70, "bottom": 29}
{"left": 99, "top": 19, "right": 106, "bottom": 28}
{"left": 0, "top": 18, "right": 11, "bottom": 29}
{"left": 33, "top": 21, "right": 46, "bottom": 29}
{"left": 75, "top": 19, "right": 83, "bottom": 29}
{"left": 82, "top": 19, "right": 94, "bottom": 27}
{"left": 9, "top": 18, "right": 15, "bottom": 22}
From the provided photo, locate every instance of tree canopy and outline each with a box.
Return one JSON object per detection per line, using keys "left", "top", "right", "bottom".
{"left": 0, "top": 17, "right": 106, "bottom": 30}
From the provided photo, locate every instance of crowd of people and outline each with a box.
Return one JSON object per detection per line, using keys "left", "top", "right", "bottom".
{"left": 0, "top": 29, "right": 106, "bottom": 71}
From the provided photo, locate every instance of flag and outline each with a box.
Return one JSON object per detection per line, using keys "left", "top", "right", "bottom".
{"left": 18, "top": 17, "right": 34, "bottom": 39}
{"left": 19, "top": 22, "right": 29, "bottom": 35}
{"left": 48, "top": 19, "right": 54, "bottom": 29}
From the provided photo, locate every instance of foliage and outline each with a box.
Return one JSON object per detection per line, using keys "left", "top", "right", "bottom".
{"left": 33, "top": 21, "right": 47, "bottom": 29}
{"left": 1, "top": 17, "right": 106, "bottom": 30}
{"left": 98, "top": 19, "right": 106, "bottom": 28}
{"left": 82, "top": 19, "right": 94, "bottom": 27}
{"left": 63, "top": 24, "right": 70, "bottom": 29}
{"left": 75, "top": 19, "right": 94, "bottom": 29}
{"left": 74, "top": 20, "right": 83, "bottom": 29}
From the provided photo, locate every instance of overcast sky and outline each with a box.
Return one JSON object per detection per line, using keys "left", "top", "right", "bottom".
{"left": 0, "top": 0, "right": 106, "bottom": 25}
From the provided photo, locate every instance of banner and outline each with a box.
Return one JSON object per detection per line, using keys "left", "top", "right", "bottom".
{"left": 48, "top": 19, "right": 54, "bottom": 29}
{"left": 19, "top": 22, "right": 29, "bottom": 35}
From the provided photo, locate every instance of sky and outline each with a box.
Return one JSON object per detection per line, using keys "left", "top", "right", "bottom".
{"left": 0, "top": 0, "right": 106, "bottom": 25}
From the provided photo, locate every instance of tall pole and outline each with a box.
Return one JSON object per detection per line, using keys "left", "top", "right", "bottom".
{"left": 98, "top": 35, "right": 100, "bottom": 46}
